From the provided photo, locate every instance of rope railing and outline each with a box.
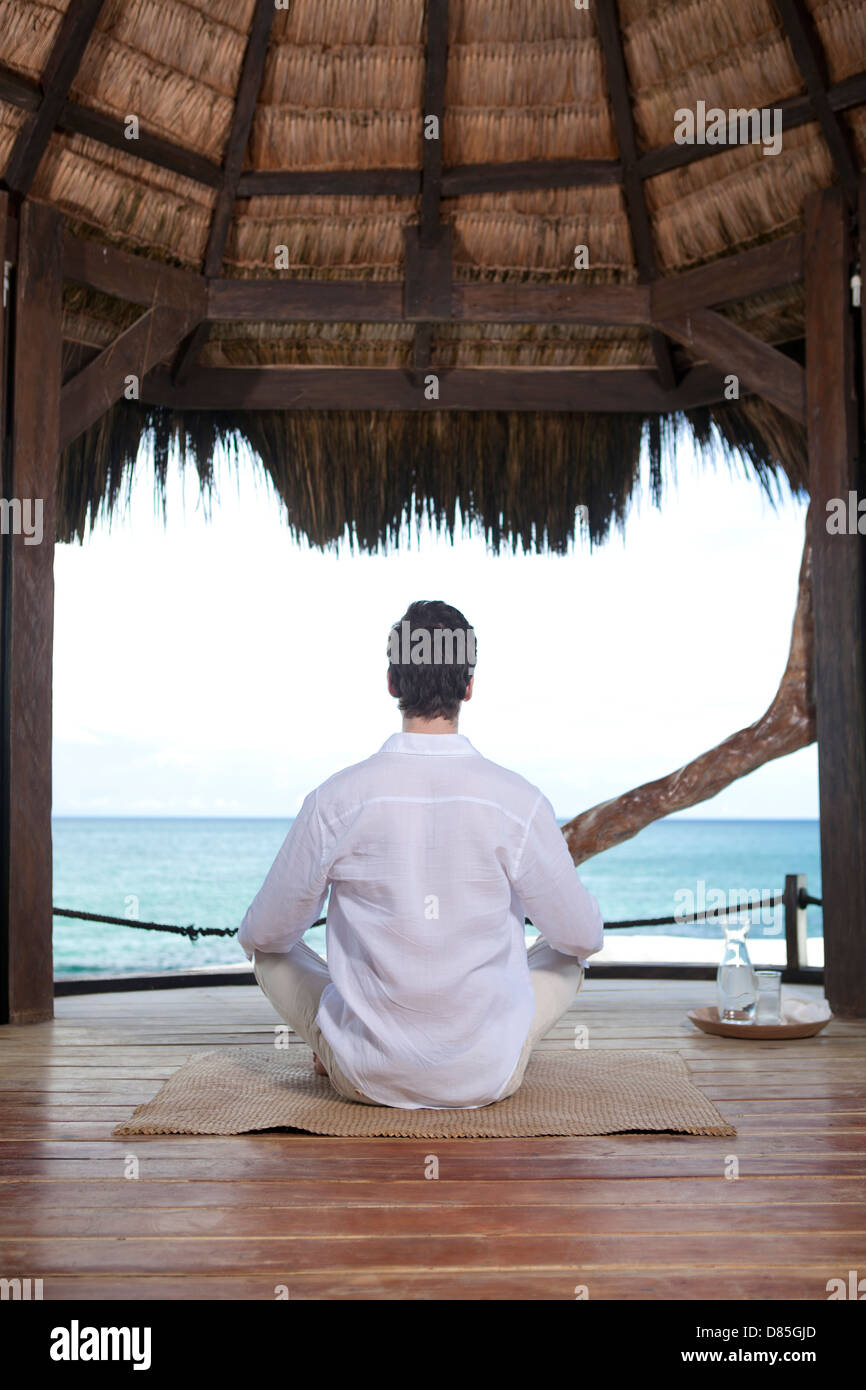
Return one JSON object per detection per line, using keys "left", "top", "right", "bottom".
{"left": 53, "top": 889, "right": 821, "bottom": 939}
{"left": 51, "top": 907, "right": 236, "bottom": 941}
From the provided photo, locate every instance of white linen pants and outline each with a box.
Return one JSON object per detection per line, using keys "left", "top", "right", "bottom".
{"left": 253, "top": 936, "right": 585, "bottom": 1108}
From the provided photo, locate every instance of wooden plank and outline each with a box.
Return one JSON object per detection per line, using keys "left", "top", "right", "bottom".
{"left": 3, "top": 1131, "right": 866, "bottom": 1157}
{"left": 1, "top": 1231, "right": 863, "bottom": 1275}
{"left": 0, "top": 200, "right": 63, "bottom": 1025}
{"left": 2, "top": 1176, "right": 862, "bottom": 1208}
{"left": 63, "top": 233, "right": 206, "bottom": 310}
{"left": 60, "top": 306, "right": 199, "bottom": 447}
{"left": 14, "top": 1268, "right": 859, "bottom": 1300}
{"left": 3, "top": 0, "right": 105, "bottom": 196}
{"left": 2, "top": 1155, "right": 864, "bottom": 1179}
{"left": 650, "top": 235, "right": 804, "bottom": 319}
{"left": 776, "top": 0, "right": 860, "bottom": 206}
{"left": 4, "top": 1199, "right": 863, "bottom": 1239}
{"left": 141, "top": 363, "right": 736, "bottom": 413}
{"left": 805, "top": 187, "right": 866, "bottom": 1017}
{"left": 656, "top": 308, "right": 807, "bottom": 423}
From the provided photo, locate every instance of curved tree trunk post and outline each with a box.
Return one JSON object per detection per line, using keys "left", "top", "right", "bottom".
{"left": 562, "top": 519, "right": 816, "bottom": 865}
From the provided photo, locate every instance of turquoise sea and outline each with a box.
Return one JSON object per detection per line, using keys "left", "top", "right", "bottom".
{"left": 51, "top": 817, "right": 822, "bottom": 978}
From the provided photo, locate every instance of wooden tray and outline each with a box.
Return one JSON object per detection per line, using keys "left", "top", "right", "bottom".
{"left": 688, "top": 1006, "right": 832, "bottom": 1040}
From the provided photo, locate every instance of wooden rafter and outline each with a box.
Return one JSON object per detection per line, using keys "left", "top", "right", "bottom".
{"left": 407, "top": 0, "right": 451, "bottom": 372}
{"left": 776, "top": 0, "right": 860, "bottom": 207}
{"left": 172, "top": 0, "right": 275, "bottom": 384}
{"left": 3, "top": 0, "right": 105, "bottom": 197}
{"left": 60, "top": 305, "right": 202, "bottom": 448}
{"left": 141, "top": 362, "right": 741, "bottom": 414}
{"left": 63, "top": 232, "right": 207, "bottom": 310}
{"left": 656, "top": 309, "right": 807, "bottom": 424}
{"left": 595, "top": 0, "right": 679, "bottom": 390}
{"left": 649, "top": 235, "right": 803, "bottom": 320}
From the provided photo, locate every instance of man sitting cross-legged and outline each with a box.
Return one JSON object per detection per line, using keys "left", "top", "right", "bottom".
{"left": 239, "top": 599, "right": 604, "bottom": 1110}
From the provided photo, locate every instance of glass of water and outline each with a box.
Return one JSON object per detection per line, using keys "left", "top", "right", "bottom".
{"left": 754, "top": 970, "right": 783, "bottom": 1025}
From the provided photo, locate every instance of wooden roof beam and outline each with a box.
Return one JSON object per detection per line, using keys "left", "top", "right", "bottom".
{"left": 776, "top": 0, "right": 860, "bottom": 208}
{"left": 171, "top": 0, "right": 276, "bottom": 384}
{"left": 656, "top": 308, "right": 806, "bottom": 423}
{"left": 3, "top": 0, "right": 105, "bottom": 197}
{"left": 649, "top": 234, "right": 803, "bottom": 319}
{"left": 60, "top": 227, "right": 802, "bottom": 323}
{"left": 239, "top": 159, "right": 624, "bottom": 197}
{"left": 63, "top": 231, "right": 207, "bottom": 310}
{"left": 595, "top": 0, "right": 679, "bottom": 390}
{"left": 141, "top": 362, "right": 749, "bottom": 414}
{"left": 61, "top": 305, "right": 201, "bottom": 447}
{"left": 407, "top": 0, "right": 450, "bottom": 372}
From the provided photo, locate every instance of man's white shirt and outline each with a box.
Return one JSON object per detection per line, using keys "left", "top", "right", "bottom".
{"left": 239, "top": 732, "right": 604, "bottom": 1108}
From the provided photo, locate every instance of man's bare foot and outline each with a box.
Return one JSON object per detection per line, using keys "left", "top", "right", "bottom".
{"left": 312, "top": 1053, "right": 328, "bottom": 1076}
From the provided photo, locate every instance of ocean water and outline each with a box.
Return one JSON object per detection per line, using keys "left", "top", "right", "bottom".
{"left": 51, "top": 816, "right": 822, "bottom": 978}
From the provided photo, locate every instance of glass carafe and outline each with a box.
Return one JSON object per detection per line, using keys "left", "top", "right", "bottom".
{"left": 717, "top": 917, "right": 758, "bottom": 1023}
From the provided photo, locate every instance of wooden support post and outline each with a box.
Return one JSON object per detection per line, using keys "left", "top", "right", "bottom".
{"left": 804, "top": 187, "right": 866, "bottom": 1016}
{"left": 783, "top": 873, "right": 809, "bottom": 970}
{"left": 0, "top": 200, "right": 64, "bottom": 1023}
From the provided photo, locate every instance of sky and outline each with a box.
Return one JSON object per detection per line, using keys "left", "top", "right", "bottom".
{"left": 52, "top": 432, "right": 818, "bottom": 820}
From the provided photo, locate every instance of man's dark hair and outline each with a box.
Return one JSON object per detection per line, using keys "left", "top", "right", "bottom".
{"left": 387, "top": 600, "right": 477, "bottom": 722}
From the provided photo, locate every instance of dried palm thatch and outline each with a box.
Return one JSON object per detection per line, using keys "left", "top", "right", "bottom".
{"left": 58, "top": 396, "right": 807, "bottom": 553}
{"left": 0, "top": 0, "right": 859, "bottom": 551}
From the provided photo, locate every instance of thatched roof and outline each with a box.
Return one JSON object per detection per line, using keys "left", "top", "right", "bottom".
{"left": 2, "top": 0, "right": 864, "bottom": 550}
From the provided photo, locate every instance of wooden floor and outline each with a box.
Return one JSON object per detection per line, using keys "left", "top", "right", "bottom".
{"left": 1, "top": 977, "right": 864, "bottom": 1300}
